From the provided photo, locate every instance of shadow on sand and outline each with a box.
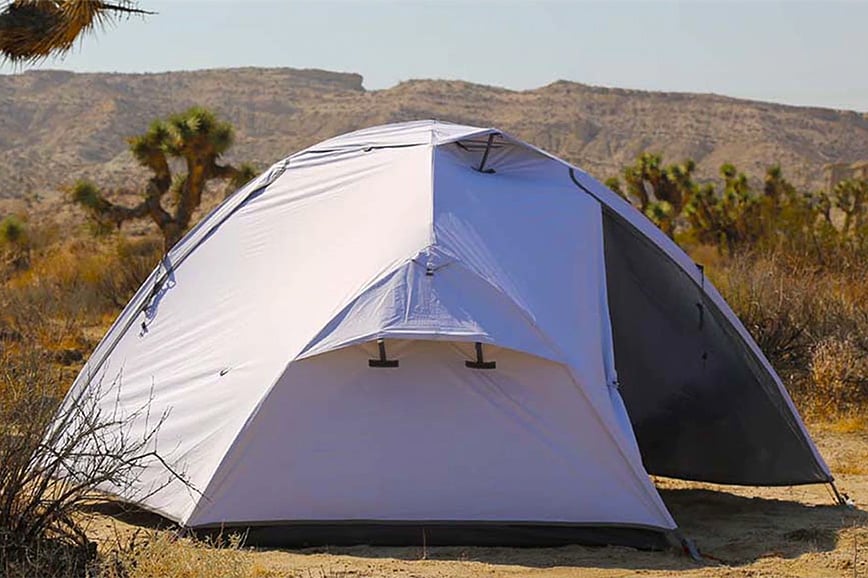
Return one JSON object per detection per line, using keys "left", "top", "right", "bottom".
{"left": 86, "top": 487, "right": 866, "bottom": 571}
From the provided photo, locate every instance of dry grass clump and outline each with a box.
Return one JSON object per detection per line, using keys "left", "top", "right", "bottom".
{"left": 8, "top": 233, "right": 161, "bottom": 316}
{"left": 826, "top": 415, "right": 868, "bottom": 435}
{"left": 809, "top": 337, "right": 868, "bottom": 416}
{"left": 0, "top": 230, "right": 161, "bottom": 377}
{"left": 100, "top": 530, "right": 276, "bottom": 578}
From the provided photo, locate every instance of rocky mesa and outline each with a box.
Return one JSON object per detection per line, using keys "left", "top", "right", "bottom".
{"left": 1, "top": 66, "right": 867, "bottom": 207}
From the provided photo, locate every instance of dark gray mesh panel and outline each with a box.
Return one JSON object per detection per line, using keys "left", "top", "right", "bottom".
{"left": 602, "top": 212, "right": 829, "bottom": 485}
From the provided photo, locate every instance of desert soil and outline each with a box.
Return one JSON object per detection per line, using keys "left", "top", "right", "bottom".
{"left": 88, "top": 424, "right": 868, "bottom": 578}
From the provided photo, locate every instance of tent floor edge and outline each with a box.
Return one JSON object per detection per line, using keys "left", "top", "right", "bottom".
{"left": 191, "top": 522, "right": 674, "bottom": 549}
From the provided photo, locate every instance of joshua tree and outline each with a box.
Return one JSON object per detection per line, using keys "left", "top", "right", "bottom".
{"left": 682, "top": 163, "right": 762, "bottom": 254}
{"left": 608, "top": 152, "right": 696, "bottom": 238}
{"left": 72, "top": 107, "right": 256, "bottom": 252}
{"left": 833, "top": 178, "right": 868, "bottom": 237}
{"left": 0, "top": 214, "right": 29, "bottom": 271}
{"left": 0, "top": 0, "right": 149, "bottom": 63}
{"left": 760, "top": 165, "right": 827, "bottom": 249}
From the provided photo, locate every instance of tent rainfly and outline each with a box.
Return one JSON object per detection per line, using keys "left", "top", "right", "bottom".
{"left": 59, "top": 120, "right": 835, "bottom": 549}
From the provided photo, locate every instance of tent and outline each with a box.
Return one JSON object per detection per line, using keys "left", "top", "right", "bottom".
{"left": 60, "top": 120, "right": 833, "bottom": 549}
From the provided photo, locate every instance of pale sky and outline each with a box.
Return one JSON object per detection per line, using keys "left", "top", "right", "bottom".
{"left": 2, "top": 0, "right": 867, "bottom": 112}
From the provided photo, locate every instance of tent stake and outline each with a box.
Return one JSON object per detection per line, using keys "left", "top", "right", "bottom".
{"left": 830, "top": 481, "right": 853, "bottom": 507}
{"left": 668, "top": 530, "right": 702, "bottom": 562}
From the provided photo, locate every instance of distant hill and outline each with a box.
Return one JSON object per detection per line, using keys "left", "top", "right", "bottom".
{"left": 1, "top": 67, "right": 867, "bottom": 218}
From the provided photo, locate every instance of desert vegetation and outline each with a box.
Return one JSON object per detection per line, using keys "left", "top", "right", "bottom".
{"left": 72, "top": 106, "right": 257, "bottom": 251}
{"left": 0, "top": 113, "right": 866, "bottom": 575}
{"left": 608, "top": 154, "right": 868, "bottom": 419}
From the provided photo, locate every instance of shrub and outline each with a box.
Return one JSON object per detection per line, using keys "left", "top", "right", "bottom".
{"left": 809, "top": 337, "right": 868, "bottom": 417}
{"left": 0, "top": 214, "right": 30, "bottom": 274}
{"left": 707, "top": 254, "right": 812, "bottom": 373}
{"left": 0, "top": 234, "right": 161, "bottom": 352}
{"left": 0, "top": 347, "right": 185, "bottom": 577}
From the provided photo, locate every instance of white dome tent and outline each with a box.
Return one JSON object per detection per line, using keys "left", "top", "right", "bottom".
{"left": 60, "top": 120, "right": 833, "bottom": 548}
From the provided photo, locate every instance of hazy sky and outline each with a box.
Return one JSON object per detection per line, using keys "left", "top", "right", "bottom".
{"left": 2, "top": 0, "right": 866, "bottom": 112}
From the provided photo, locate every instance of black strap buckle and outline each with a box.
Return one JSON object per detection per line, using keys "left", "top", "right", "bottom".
{"left": 466, "top": 342, "right": 496, "bottom": 369}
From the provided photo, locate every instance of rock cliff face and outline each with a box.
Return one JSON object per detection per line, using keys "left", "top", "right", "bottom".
{"left": 1, "top": 67, "right": 866, "bottom": 209}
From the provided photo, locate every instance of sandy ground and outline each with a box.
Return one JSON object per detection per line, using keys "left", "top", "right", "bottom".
{"left": 87, "top": 425, "right": 868, "bottom": 578}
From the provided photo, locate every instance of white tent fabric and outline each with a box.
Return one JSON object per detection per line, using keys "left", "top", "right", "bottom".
{"left": 60, "top": 120, "right": 827, "bottom": 540}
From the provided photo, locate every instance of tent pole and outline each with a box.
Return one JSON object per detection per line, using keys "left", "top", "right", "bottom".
{"left": 476, "top": 133, "right": 496, "bottom": 173}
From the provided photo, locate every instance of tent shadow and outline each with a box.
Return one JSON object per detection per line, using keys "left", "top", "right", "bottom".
{"left": 81, "top": 500, "right": 177, "bottom": 532}
{"left": 84, "top": 488, "right": 866, "bottom": 571}
{"left": 283, "top": 488, "right": 866, "bottom": 571}
{"left": 659, "top": 488, "right": 864, "bottom": 566}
